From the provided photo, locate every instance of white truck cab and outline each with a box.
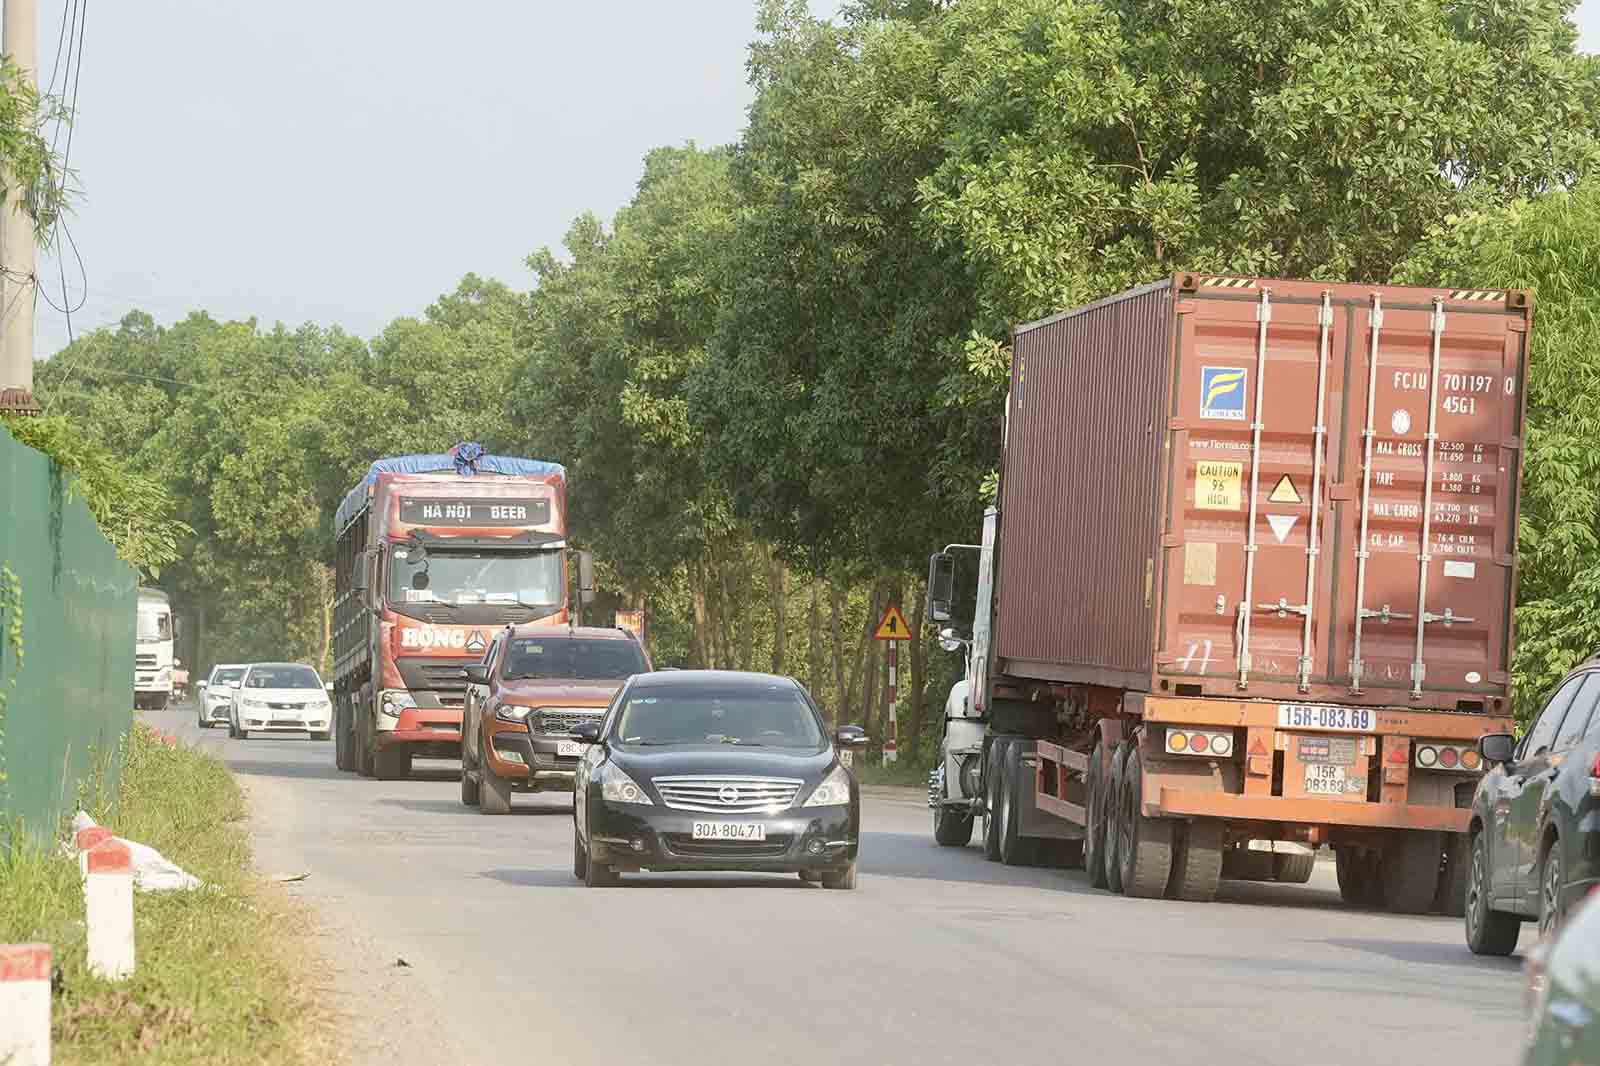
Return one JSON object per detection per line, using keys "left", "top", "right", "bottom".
{"left": 135, "top": 588, "right": 175, "bottom": 711}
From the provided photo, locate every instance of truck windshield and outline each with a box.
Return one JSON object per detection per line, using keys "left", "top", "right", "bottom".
{"left": 388, "top": 549, "right": 562, "bottom": 608}
{"left": 137, "top": 610, "right": 172, "bottom": 643}
{"left": 502, "top": 637, "right": 647, "bottom": 681}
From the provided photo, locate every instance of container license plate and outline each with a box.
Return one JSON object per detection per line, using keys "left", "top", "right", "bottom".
{"left": 1304, "top": 764, "right": 1348, "bottom": 795}
{"left": 1278, "top": 704, "right": 1375, "bottom": 734}
{"left": 692, "top": 822, "right": 766, "bottom": 842}
{"left": 556, "top": 740, "right": 584, "bottom": 757}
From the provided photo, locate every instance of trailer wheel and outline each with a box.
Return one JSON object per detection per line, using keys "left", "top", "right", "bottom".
{"left": 1222, "top": 846, "right": 1275, "bottom": 881}
{"left": 1335, "top": 846, "right": 1367, "bottom": 904}
{"left": 1104, "top": 742, "right": 1130, "bottom": 894}
{"left": 1115, "top": 748, "right": 1173, "bottom": 898}
{"left": 1273, "top": 851, "right": 1316, "bottom": 884}
{"left": 1382, "top": 830, "right": 1444, "bottom": 914}
{"left": 1435, "top": 834, "right": 1468, "bottom": 917}
{"left": 933, "top": 803, "right": 974, "bottom": 847}
{"left": 997, "top": 741, "right": 1041, "bottom": 867}
{"left": 1084, "top": 741, "right": 1110, "bottom": 888}
{"left": 356, "top": 704, "right": 376, "bottom": 778}
{"left": 1165, "top": 819, "right": 1223, "bottom": 902}
{"left": 982, "top": 738, "right": 1010, "bottom": 862}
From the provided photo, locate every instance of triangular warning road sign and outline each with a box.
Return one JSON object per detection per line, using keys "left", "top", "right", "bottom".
{"left": 874, "top": 604, "right": 914, "bottom": 641}
{"left": 1268, "top": 475, "right": 1301, "bottom": 504}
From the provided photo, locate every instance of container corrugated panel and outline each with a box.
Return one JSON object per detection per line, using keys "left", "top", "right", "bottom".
{"left": 995, "top": 280, "right": 1175, "bottom": 688}
{"left": 995, "top": 274, "right": 1530, "bottom": 715}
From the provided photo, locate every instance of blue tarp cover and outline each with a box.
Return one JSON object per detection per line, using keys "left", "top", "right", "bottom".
{"left": 335, "top": 452, "right": 565, "bottom": 532}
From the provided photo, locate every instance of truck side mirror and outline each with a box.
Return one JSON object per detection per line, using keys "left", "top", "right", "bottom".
{"left": 577, "top": 551, "right": 596, "bottom": 607}
{"left": 927, "top": 552, "right": 955, "bottom": 623}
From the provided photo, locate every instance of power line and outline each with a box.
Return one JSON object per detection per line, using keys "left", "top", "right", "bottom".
{"left": 41, "top": 1, "right": 90, "bottom": 417}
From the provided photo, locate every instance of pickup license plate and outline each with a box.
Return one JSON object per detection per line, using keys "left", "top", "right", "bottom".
{"left": 1304, "top": 764, "right": 1350, "bottom": 796}
{"left": 1278, "top": 704, "right": 1375, "bottom": 734}
{"left": 556, "top": 740, "right": 584, "bottom": 757}
{"left": 692, "top": 821, "right": 766, "bottom": 842}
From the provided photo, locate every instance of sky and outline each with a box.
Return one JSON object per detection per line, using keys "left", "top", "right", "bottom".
{"left": 25, "top": 0, "right": 1600, "bottom": 358}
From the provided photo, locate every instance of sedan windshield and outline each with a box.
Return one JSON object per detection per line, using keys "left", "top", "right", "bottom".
{"left": 502, "top": 637, "right": 646, "bottom": 681}
{"left": 246, "top": 665, "right": 322, "bottom": 689}
{"left": 617, "top": 685, "right": 824, "bottom": 749}
{"left": 212, "top": 667, "right": 245, "bottom": 684}
{"left": 389, "top": 548, "right": 562, "bottom": 608}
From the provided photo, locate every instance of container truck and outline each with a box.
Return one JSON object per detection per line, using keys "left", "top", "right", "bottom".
{"left": 331, "top": 444, "right": 593, "bottom": 781}
{"left": 926, "top": 274, "right": 1529, "bottom": 912}
{"left": 134, "top": 587, "right": 176, "bottom": 710}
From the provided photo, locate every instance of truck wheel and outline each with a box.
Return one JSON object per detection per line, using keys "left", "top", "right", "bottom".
{"left": 1465, "top": 828, "right": 1520, "bottom": 956}
{"left": 1382, "top": 830, "right": 1444, "bottom": 914}
{"left": 997, "top": 742, "right": 1040, "bottom": 866}
{"left": 374, "top": 745, "right": 412, "bottom": 782}
{"left": 333, "top": 701, "right": 352, "bottom": 772}
{"left": 479, "top": 760, "right": 512, "bottom": 814}
{"left": 933, "top": 803, "right": 974, "bottom": 847}
{"left": 154, "top": 693, "right": 169, "bottom": 712}
{"left": 1104, "top": 743, "right": 1130, "bottom": 894}
{"left": 1165, "top": 819, "right": 1223, "bottom": 902}
{"left": 1273, "top": 851, "right": 1316, "bottom": 884}
{"left": 1435, "top": 834, "right": 1468, "bottom": 917}
{"left": 1334, "top": 846, "right": 1366, "bottom": 904}
{"left": 1084, "top": 741, "right": 1110, "bottom": 888}
{"left": 982, "top": 739, "right": 1010, "bottom": 862}
{"left": 1115, "top": 748, "right": 1173, "bottom": 898}
{"left": 356, "top": 709, "right": 376, "bottom": 778}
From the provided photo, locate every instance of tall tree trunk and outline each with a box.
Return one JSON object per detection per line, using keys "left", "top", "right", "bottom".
{"left": 317, "top": 563, "right": 334, "bottom": 673}
{"left": 807, "top": 578, "right": 822, "bottom": 703}
{"left": 716, "top": 546, "right": 738, "bottom": 670}
{"left": 857, "top": 583, "right": 883, "bottom": 737}
{"left": 829, "top": 581, "right": 848, "bottom": 726}
{"left": 906, "top": 581, "right": 928, "bottom": 762}
{"left": 768, "top": 546, "right": 787, "bottom": 675}
{"left": 737, "top": 546, "right": 755, "bottom": 672}
{"left": 689, "top": 560, "right": 710, "bottom": 668}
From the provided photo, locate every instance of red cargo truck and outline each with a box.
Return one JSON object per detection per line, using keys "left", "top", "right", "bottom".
{"left": 927, "top": 274, "right": 1528, "bottom": 912}
{"left": 331, "top": 445, "right": 593, "bottom": 780}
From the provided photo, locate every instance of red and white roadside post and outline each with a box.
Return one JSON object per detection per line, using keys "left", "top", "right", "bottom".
{"left": 873, "top": 604, "right": 913, "bottom": 767}
{"left": 0, "top": 943, "right": 51, "bottom": 1066}
{"left": 81, "top": 838, "right": 135, "bottom": 980}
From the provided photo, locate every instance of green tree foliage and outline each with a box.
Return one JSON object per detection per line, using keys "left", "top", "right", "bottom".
{"left": 1398, "top": 183, "right": 1600, "bottom": 720}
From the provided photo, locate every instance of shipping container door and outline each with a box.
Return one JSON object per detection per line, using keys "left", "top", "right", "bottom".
{"left": 1161, "top": 288, "right": 1340, "bottom": 694}
{"left": 1325, "top": 293, "right": 1522, "bottom": 708}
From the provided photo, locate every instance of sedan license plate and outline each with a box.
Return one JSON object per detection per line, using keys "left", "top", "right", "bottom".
{"left": 692, "top": 821, "right": 766, "bottom": 842}
{"left": 273, "top": 715, "right": 300, "bottom": 724}
{"left": 556, "top": 740, "right": 584, "bottom": 757}
{"left": 1277, "top": 703, "right": 1375, "bottom": 734}
{"left": 1304, "top": 764, "right": 1348, "bottom": 796}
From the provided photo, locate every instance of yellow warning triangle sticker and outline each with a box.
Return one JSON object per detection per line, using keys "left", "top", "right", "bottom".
{"left": 1250, "top": 737, "right": 1268, "bottom": 756}
{"left": 1268, "top": 475, "right": 1301, "bottom": 504}
{"left": 874, "top": 604, "right": 914, "bottom": 641}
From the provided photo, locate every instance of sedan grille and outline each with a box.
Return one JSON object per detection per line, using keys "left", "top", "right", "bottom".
{"left": 663, "top": 836, "right": 792, "bottom": 859}
{"left": 651, "top": 775, "right": 805, "bottom": 814}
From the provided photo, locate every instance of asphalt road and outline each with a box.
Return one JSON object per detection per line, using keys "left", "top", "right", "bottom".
{"left": 148, "top": 706, "right": 1527, "bottom": 1066}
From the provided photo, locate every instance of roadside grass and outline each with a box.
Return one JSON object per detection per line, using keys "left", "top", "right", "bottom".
{"left": 0, "top": 721, "right": 337, "bottom": 1065}
{"left": 855, "top": 754, "right": 935, "bottom": 789}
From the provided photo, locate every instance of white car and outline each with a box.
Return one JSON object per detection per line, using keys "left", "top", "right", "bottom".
{"left": 197, "top": 663, "right": 248, "bottom": 728}
{"left": 229, "top": 662, "right": 334, "bottom": 740}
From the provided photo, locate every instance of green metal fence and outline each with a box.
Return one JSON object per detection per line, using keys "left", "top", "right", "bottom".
{"left": 0, "top": 423, "right": 138, "bottom": 843}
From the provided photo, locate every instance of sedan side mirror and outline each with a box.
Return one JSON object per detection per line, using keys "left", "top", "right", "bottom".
{"left": 462, "top": 663, "right": 490, "bottom": 685}
{"left": 835, "top": 724, "right": 869, "bottom": 748}
{"left": 571, "top": 721, "right": 602, "bottom": 744}
{"left": 1479, "top": 732, "right": 1516, "bottom": 765}
{"left": 325, "top": 682, "right": 334, "bottom": 692}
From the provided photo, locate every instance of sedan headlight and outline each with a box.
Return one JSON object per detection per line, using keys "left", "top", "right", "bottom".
{"left": 495, "top": 704, "right": 534, "bottom": 724}
{"left": 243, "top": 697, "right": 268, "bottom": 710}
{"left": 802, "top": 765, "right": 853, "bottom": 808}
{"left": 381, "top": 690, "right": 417, "bottom": 718}
{"left": 596, "top": 763, "right": 652, "bottom": 805}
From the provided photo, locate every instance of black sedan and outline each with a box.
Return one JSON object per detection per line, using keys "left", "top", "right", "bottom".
{"left": 571, "top": 670, "right": 869, "bottom": 889}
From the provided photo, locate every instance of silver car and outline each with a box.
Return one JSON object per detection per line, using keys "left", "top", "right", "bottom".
{"left": 197, "top": 664, "right": 248, "bottom": 729}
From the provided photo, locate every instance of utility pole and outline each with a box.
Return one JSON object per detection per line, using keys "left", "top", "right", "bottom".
{"left": 0, "top": 0, "right": 37, "bottom": 416}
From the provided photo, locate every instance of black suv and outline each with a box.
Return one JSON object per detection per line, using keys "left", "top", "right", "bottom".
{"left": 1466, "top": 652, "right": 1600, "bottom": 955}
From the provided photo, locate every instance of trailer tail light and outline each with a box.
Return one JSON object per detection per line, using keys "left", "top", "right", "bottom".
{"left": 1415, "top": 743, "right": 1480, "bottom": 772}
{"left": 1167, "top": 729, "right": 1232, "bottom": 758}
